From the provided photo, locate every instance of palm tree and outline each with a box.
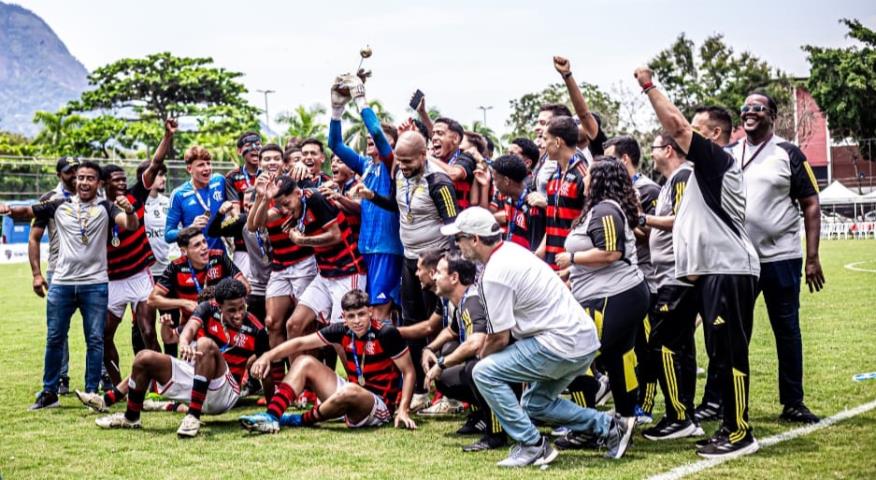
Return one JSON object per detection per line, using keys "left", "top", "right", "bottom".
{"left": 32, "top": 109, "right": 85, "bottom": 150}
{"left": 276, "top": 104, "right": 328, "bottom": 145}
{"left": 342, "top": 99, "right": 395, "bottom": 153}
{"left": 466, "top": 120, "right": 501, "bottom": 153}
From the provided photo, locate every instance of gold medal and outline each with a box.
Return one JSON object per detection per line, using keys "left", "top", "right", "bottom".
{"left": 406, "top": 212, "right": 414, "bottom": 223}
{"left": 81, "top": 234, "right": 89, "bottom": 245}
{"left": 111, "top": 236, "right": 120, "bottom": 247}
{"left": 358, "top": 376, "right": 366, "bottom": 386}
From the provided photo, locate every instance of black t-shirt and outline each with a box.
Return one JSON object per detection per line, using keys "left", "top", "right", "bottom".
{"left": 448, "top": 288, "right": 489, "bottom": 343}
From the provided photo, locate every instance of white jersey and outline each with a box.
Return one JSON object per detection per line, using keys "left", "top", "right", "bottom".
{"left": 144, "top": 194, "right": 179, "bottom": 277}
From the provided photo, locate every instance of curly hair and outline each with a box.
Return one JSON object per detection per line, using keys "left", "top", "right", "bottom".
{"left": 579, "top": 156, "right": 640, "bottom": 229}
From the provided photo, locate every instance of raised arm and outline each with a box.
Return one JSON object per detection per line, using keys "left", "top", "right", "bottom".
{"left": 143, "top": 119, "right": 177, "bottom": 188}
{"left": 554, "top": 56, "right": 599, "bottom": 141}
{"left": 635, "top": 67, "right": 693, "bottom": 153}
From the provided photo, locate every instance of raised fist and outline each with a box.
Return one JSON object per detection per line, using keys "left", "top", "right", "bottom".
{"left": 553, "top": 56, "right": 571, "bottom": 75}
{"left": 634, "top": 66, "right": 654, "bottom": 88}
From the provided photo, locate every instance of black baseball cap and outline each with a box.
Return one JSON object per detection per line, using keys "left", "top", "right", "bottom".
{"left": 56, "top": 157, "right": 80, "bottom": 174}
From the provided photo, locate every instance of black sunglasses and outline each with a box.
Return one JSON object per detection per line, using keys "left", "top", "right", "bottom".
{"left": 740, "top": 104, "right": 770, "bottom": 114}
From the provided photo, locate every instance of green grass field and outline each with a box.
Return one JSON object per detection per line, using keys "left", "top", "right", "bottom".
{"left": 1, "top": 240, "right": 875, "bottom": 479}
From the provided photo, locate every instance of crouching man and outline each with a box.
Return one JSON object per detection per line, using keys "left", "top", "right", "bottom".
{"left": 239, "top": 289, "right": 417, "bottom": 432}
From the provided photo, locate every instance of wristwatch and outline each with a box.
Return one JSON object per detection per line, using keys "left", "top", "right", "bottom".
{"left": 638, "top": 214, "right": 647, "bottom": 228}
{"left": 437, "top": 356, "right": 447, "bottom": 370}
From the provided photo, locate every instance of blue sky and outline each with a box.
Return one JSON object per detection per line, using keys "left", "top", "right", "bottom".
{"left": 10, "top": 0, "right": 876, "bottom": 135}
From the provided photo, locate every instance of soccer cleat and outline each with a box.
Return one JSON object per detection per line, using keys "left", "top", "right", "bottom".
{"left": 74, "top": 390, "right": 108, "bottom": 412}
{"left": 693, "top": 402, "right": 722, "bottom": 423}
{"left": 418, "top": 396, "right": 464, "bottom": 416}
{"left": 695, "top": 426, "right": 730, "bottom": 448}
{"left": 96, "top": 412, "right": 141, "bottom": 429}
{"left": 595, "top": 374, "right": 613, "bottom": 407}
{"left": 239, "top": 412, "right": 279, "bottom": 434}
{"left": 177, "top": 414, "right": 201, "bottom": 438}
{"left": 456, "top": 413, "right": 487, "bottom": 435}
{"left": 779, "top": 403, "right": 820, "bottom": 424}
{"left": 279, "top": 413, "right": 304, "bottom": 427}
{"left": 409, "top": 393, "right": 431, "bottom": 413}
{"left": 642, "top": 417, "right": 698, "bottom": 441}
{"left": 604, "top": 415, "right": 636, "bottom": 459}
{"left": 554, "top": 430, "right": 603, "bottom": 450}
{"left": 59, "top": 376, "right": 71, "bottom": 396}
{"left": 696, "top": 433, "right": 759, "bottom": 459}
{"left": 29, "top": 391, "right": 60, "bottom": 411}
{"left": 496, "top": 436, "right": 557, "bottom": 468}
{"left": 463, "top": 433, "right": 507, "bottom": 452}
{"left": 635, "top": 405, "right": 653, "bottom": 425}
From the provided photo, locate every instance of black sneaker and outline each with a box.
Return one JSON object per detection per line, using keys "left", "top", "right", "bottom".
{"left": 463, "top": 433, "right": 507, "bottom": 452}
{"left": 604, "top": 415, "right": 636, "bottom": 459}
{"left": 456, "top": 413, "right": 486, "bottom": 435}
{"left": 58, "top": 376, "right": 70, "bottom": 396}
{"left": 554, "top": 430, "right": 603, "bottom": 450}
{"left": 693, "top": 402, "right": 722, "bottom": 423}
{"left": 695, "top": 426, "right": 730, "bottom": 448}
{"left": 29, "top": 390, "right": 60, "bottom": 411}
{"left": 696, "top": 432, "right": 759, "bottom": 459}
{"left": 643, "top": 417, "right": 698, "bottom": 441}
{"left": 779, "top": 403, "right": 820, "bottom": 424}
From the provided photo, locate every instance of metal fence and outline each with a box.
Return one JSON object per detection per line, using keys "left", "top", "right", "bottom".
{"left": 0, "top": 155, "right": 240, "bottom": 201}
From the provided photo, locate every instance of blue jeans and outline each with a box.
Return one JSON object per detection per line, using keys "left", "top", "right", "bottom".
{"left": 46, "top": 272, "right": 70, "bottom": 379}
{"left": 473, "top": 337, "right": 611, "bottom": 445}
{"left": 44, "top": 283, "right": 108, "bottom": 393}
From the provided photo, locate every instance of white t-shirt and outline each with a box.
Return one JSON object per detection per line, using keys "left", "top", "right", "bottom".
{"left": 144, "top": 194, "right": 180, "bottom": 277}
{"left": 478, "top": 241, "right": 600, "bottom": 359}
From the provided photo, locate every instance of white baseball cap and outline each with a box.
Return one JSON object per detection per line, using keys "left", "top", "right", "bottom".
{"left": 440, "top": 207, "right": 502, "bottom": 237}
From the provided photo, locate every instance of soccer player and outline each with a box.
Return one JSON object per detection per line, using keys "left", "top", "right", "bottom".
{"left": 490, "top": 154, "right": 545, "bottom": 251}
{"left": 444, "top": 207, "right": 634, "bottom": 467}
{"left": 430, "top": 117, "right": 477, "bottom": 209}
{"left": 298, "top": 138, "right": 332, "bottom": 188}
{"left": 421, "top": 253, "right": 509, "bottom": 452}
{"left": 165, "top": 145, "right": 228, "bottom": 251}
{"left": 239, "top": 289, "right": 417, "bottom": 432}
{"left": 28, "top": 156, "right": 79, "bottom": 394}
{"left": 729, "top": 92, "right": 823, "bottom": 423}
{"left": 224, "top": 131, "right": 263, "bottom": 277}
{"left": 85, "top": 279, "right": 268, "bottom": 437}
{"left": 1, "top": 161, "right": 139, "bottom": 410}
{"left": 328, "top": 74, "right": 403, "bottom": 324}
{"left": 637, "top": 66, "right": 761, "bottom": 458}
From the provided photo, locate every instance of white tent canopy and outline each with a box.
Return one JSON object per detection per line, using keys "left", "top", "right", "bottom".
{"left": 819, "top": 181, "right": 864, "bottom": 205}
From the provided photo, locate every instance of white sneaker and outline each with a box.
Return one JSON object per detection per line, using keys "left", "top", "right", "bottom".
{"left": 410, "top": 393, "right": 431, "bottom": 413}
{"left": 418, "top": 397, "right": 464, "bottom": 415}
{"left": 177, "top": 414, "right": 201, "bottom": 437}
{"left": 595, "top": 375, "right": 612, "bottom": 406}
{"left": 96, "top": 412, "right": 141, "bottom": 429}
{"left": 74, "top": 390, "right": 108, "bottom": 412}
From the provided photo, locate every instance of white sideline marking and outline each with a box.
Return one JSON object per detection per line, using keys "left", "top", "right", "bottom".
{"left": 647, "top": 398, "right": 876, "bottom": 480}
{"left": 844, "top": 261, "right": 876, "bottom": 273}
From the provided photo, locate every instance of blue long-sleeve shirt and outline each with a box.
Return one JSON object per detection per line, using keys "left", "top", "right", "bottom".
{"left": 329, "top": 108, "right": 403, "bottom": 256}
{"left": 165, "top": 173, "right": 227, "bottom": 251}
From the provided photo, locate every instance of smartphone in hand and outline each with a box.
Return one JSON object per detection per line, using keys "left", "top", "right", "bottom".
{"left": 409, "top": 89, "right": 424, "bottom": 111}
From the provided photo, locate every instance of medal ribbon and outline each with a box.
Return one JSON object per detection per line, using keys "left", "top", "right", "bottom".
{"left": 349, "top": 330, "right": 371, "bottom": 384}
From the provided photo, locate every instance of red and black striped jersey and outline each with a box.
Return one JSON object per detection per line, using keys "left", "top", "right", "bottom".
{"left": 107, "top": 182, "right": 155, "bottom": 280}
{"left": 300, "top": 172, "right": 332, "bottom": 189}
{"left": 155, "top": 250, "right": 243, "bottom": 319}
{"left": 545, "top": 159, "right": 588, "bottom": 270}
{"left": 447, "top": 151, "right": 475, "bottom": 210}
{"left": 318, "top": 320, "right": 408, "bottom": 409}
{"left": 299, "top": 189, "right": 365, "bottom": 278}
{"left": 266, "top": 208, "right": 314, "bottom": 272}
{"left": 338, "top": 178, "right": 361, "bottom": 242}
{"left": 502, "top": 190, "right": 546, "bottom": 252}
{"left": 190, "top": 300, "right": 269, "bottom": 384}
{"left": 224, "top": 166, "right": 259, "bottom": 252}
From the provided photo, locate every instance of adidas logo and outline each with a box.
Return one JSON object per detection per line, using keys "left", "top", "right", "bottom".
{"left": 376, "top": 293, "right": 387, "bottom": 300}
{"left": 713, "top": 317, "right": 725, "bottom": 326}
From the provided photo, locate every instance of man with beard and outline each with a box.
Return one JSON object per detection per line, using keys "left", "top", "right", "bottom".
{"left": 1, "top": 161, "right": 140, "bottom": 410}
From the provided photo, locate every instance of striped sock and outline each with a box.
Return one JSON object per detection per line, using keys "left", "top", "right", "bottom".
{"left": 125, "top": 385, "right": 146, "bottom": 422}
{"left": 103, "top": 386, "right": 125, "bottom": 406}
{"left": 301, "top": 404, "right": 323, "bottom": 426}
{"left": 189, "top": 375, "right": 209, "bottom": 419}
{"left": 267, "top": 382, "right": 295, "bottom": 419}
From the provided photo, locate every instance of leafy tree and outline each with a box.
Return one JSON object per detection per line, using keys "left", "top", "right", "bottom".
{"left": 804, "top": 19, "right": 876, "bottom": 144}
{"left": 342, "top": 99, "right": 394, "bottom": 153}
{"left": 648, "top": 33, "right": 791, "bottom": 128}
{"left": 465, "top": 120, "right": 500, "bottom": 152}
{"left": 277, "top": 104, "right": 328, "bottom": 145}
{"left": 505, "top": 82, "right": 619, "bottom": 140}
{"left": 32, "top": 109, "right": 85, "bottom": 150}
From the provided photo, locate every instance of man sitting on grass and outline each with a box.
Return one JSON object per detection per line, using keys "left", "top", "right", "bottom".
{"left": 239, "top": 289, "right": 417, "bottom": 432}
{"left": 78, "top": 278, "right": 268, "bottom": 437}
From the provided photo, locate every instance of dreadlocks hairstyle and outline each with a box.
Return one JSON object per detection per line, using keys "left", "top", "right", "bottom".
{"left": 580, "top": 156, "right": 640, "bottom": 229}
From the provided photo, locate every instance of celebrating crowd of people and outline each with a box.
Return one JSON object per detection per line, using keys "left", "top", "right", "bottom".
{"left": 0, "top": 56, "right": 825, "bottom": 468}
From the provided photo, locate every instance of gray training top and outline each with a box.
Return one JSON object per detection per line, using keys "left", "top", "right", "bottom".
{"left": 650, "top": 163, "right": 694, "bottom": 289}
{"left": 566, "top": 199, "right": 644, "bottom": 301}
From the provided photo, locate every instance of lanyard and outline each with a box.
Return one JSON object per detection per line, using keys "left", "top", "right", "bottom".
{"left": 342, "top": 178, "right": 357, "bottom": 196}
{"left": 447, "top": 149, "right": 460, "bottom": 166}
{"left": 440, "top": 298, "right": 450, "bottom": 328}
{"left": 741, "top": 135, "right": 773, "bottom": 170}
{"left": 296, "top": 196, "right": 308, "bottom": 233}
{"left": 73, "top": 197, "right": 91, "bottom": 244}
{"left": 506, "top": 187, "right": 529, "bottom": 240}
{"left": 349, "top": 330, "right": 372, "bottom": 384}
{"left": 254, "top": 228, "right": 268, "bottom": 259}
{"left": 187, "top": 259, "right": 205, "bottom": 294}
{"left": 241, "top": 167, "right": 259, "bottom": 189}
{"left": 551, "top": 155, "right": 579, "bottom": 220}
{"left": 404, "top": 177, "right": 416, "bottom": 218}
{"left": 192, "top": 182, "right": 211, "bottom": 214}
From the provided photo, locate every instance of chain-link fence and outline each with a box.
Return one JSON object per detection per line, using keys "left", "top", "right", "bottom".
{"left": 0, "top": 155, "right": 240, "bottom": 201}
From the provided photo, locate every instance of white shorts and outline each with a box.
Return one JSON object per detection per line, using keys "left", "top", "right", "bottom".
{"left": 233, "top": 251, "right": 252, "bottom": 283}
{"left": 108, "top": 268, "right": 153, "bottom": 318}
{"left": 266, "top": 256, "right": 318, "bottom": 300}
{"left": 334, "top": 375, "right": 391, "bottom": 428}
{"left": 299, "top": 273, "right": 367, "bottom": 324}
{"left": 156, "top": 357, "right": 240, "bottom": 415}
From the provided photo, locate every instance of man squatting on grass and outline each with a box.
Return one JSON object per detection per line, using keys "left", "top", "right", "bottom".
{"left": 3, "top": 54, "right": 827, "bottom": 469}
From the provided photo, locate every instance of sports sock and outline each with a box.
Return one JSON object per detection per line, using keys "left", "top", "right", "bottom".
{"left": 301, "top": 404, "right": 323, "bottom": 426}
{"left": 103, "top": 386, "right": 125, "bottom": 406}
{"left": 125, "top": 379, "right": 146, "bottom": 422}
{"left": 189, "top": 375, "right": 209, "bottom": 419}
{"left": 267, "top": 382, "right": 296, "bottom": 419}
